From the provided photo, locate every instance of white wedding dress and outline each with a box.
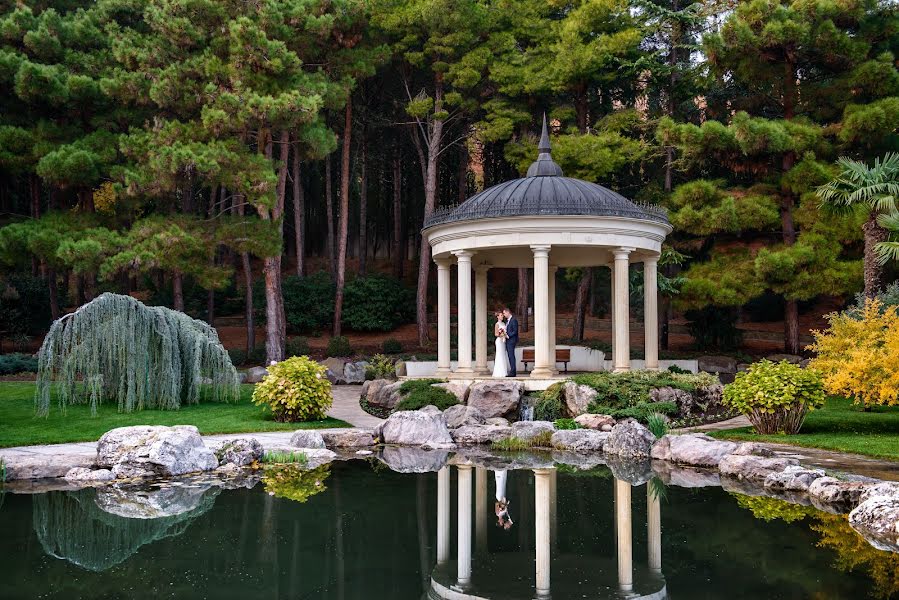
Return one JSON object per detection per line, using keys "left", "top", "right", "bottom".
{"left": 493, "top": 322, "right": 509, "bottom": 377}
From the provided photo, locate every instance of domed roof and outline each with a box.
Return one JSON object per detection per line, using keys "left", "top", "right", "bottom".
{"left": 424, "top": 116, "right": 668, "bottom": 229}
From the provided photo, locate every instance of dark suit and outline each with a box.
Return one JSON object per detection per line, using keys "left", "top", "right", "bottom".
{"left": 505, "top": 316, "right": 519, "bottom": 377}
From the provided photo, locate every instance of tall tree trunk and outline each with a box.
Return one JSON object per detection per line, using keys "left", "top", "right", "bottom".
{"left": 325, "top": 154, "right": 336, "bottom": 278}
{"left": 172, "top": 271, "right": 184, "bottom": 312}
{"left": 571, "top": 270, "right": 591, "bottom": 342}
{"left": 863, "top": 213, "right": 888, "bottom": 298}
{"left": 242, "top": 252, "right": 255, "bottom": 354}
{"left": 663, "top": 0, "right": 680, "bottom": 193}
{"left": 781, "top": 59, "right": 800, "bottom": 355}
{"left": 358, "top": 130, "right": 368, "bottom": 277}
{"left": 260, "top": 129, "right": 289, "bottom": 364}
{"left": 415, "top": 81, "right": 445, "bottom": 347}
{"left": 334, "top": 99, "right": 352, "bottom": 337}
{"left": 29, "top": 176, "right": 40, "bottom": 276}
{"left": 457, "top": 143, "right": 469, "bottom": 203}
{"left": 47, "top": 268, "right": 60, "bottom": 320}
{"left": 392, "top": 156, "right": 403, "bottom": 279}
{"left": 516, "top": 268, "right": 529, "bottom": 333}
{"left": 292, "top": 145, "right": 305, "bottom": 277}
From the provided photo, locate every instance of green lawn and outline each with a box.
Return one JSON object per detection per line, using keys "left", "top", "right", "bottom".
{"left": 712, "top": 397, "right": 899, "bottom": 461}
{"left": 0, "top": 382, "right": 349, "bottom": 448}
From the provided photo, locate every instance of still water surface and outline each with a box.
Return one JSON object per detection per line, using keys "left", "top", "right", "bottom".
{"left": 0, "top": 459, "right": 897, "bottom": 599}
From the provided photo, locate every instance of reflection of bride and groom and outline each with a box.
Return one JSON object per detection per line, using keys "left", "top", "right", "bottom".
{"left": 492, "top": 307, "right": 519, "bottom": 378}
{"left": 493, "top": 469, "right": 513, "bottom": 530}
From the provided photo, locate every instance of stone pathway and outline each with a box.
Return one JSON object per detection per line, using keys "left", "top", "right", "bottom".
{"left": 673, "top": 414, "right": 751, "bottom": 433}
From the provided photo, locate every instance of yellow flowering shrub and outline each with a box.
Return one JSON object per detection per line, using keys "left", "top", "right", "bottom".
{"left": 808, "top": 300, "right": 899, "bottom": 407}
{"left": 252, "top": 356, "right": 332, "bottom": 422}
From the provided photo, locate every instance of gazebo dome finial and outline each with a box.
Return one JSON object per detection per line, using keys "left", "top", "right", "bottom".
{"left": 527, "top": 113, "right": 564, "bottom": 177}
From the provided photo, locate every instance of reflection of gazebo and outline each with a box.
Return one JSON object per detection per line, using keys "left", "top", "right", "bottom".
{"left": 430, "top": 464, "right": 666, "bottom": 599}
{"left": 424, "top": 117, "right": 672, "bottom": 379}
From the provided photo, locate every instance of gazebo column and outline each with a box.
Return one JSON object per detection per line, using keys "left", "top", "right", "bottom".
{"left": 615, "top": 478, "right": 633, "bottom": 593}
{"left": 648, "top": 484, "right": 662, "bottom": 575}
{"left": 436, "top": 258, "right": 452, "bottom": 376}
{"left": 531, "top": 245, "right": 553, "bottom": 378}
{"left": 609, "top": 263, "right": 616, "bottom": 369}
{"left": 534, "top": 468, "right": 552, "bottom": 598}
{"left": 613, "top": 247, "right": 634, "bottom": 372}
{"left": 457, "top": 464, "right": 473, "bottom": 587}
{"left": 549, "top": 266, "right": 558, "bottom": 375}
{"left": 453, "top": 250, "right": 475, "bottom": 376}
{"left": 437, "top": 466, "right": 450, "bottom": 564}
{"left": 644, "top": 255, "right": 660, "bottom": 371}
{"left": 474, "top": 265, "right": 490, "bottom": 375}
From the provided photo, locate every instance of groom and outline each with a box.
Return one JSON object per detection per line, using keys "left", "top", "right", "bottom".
{"left": 502, "top": 307, "right": 519, "bottom": 377}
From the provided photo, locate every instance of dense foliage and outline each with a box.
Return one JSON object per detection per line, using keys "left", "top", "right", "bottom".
{"left": 394, "top": 378, "right": 457, "bottom": 412}
{"left": 573, "top": 370, "right": 717, "bottom": 407}
{"left": 262, "top": 464, "right": 331, "bottom": 503}
{"left": 326, "top": 336, "right": 353, "bottom": 358}
{"left": 0, "top": 353, "right": 38, "bottom": 375}
{"left": 342, "top": 275, "right": 414, "bottom": 332}
{"left": 723, "top": 360, "right": 825, "bottom": 434}
{"left": 252, "top": 356, "right": 332, "bottom": 422}
{"left": 809, "top": 300, "right": 899, "bottom": 408}
{"left": 364, "top": 354, "right": 396, "bottom": 381}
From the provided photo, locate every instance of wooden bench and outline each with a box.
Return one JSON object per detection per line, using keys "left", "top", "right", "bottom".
{"left": 520, "top": 348, "right": 571, "bottom": 373}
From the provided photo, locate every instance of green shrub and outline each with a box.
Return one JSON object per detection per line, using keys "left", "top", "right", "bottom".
{"left": 646, "top": 413, "right": 669, "bottom": 437}
{"left": 0, "top": 353, "right": 38, "bottom": 375}
{"left": 667, "top": 364, "right": 690, "bottom": 375}
{"left": 228, "top": 348, "right": 247, "bottom": 366}
{"left": 573, "top": 370, "right": 717, "bottom": 409}
{"left": 588, "top": 401, "right": 678, "bottom": 422}
{"left": 281, "top": 272, "right": 335, "bottom": 332}
{"left": 382, "top": 338, "right": 403, "bottom": 354}
{"left": 393, "top": 378, "right": 456, "bottom": 411}
{"left": 685, "top": 306, "right": 743, "bottom": 350}
{"left": 722, "top": 359, "right": 824, "bottom": 434}
{"left": 262, "top": 464, "right": 330, "bottom": 502}
{"left": 554, "top": 418, "right": 580, "bottom": 430}
{"left": 252, "top": 356, "right": 333, "bottom": 422}
{"left": 326, "top": 336, "right": 353, "bottom": 357}
{"left": 534, "top": 383, "right": 565, "bottom": 421}
{"left": 342, "top": 275, "right": 414, "bottom": 332}
{"left": 365, "top": 354, "right": 396, "bottom": 380}
{"left": 286, "top": 337, "right": 310, "bottom": 357}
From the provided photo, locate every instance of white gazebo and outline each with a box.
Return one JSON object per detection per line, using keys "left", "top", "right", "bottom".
{"left": 423, "top": 117, "right": 672, "bottom": 380}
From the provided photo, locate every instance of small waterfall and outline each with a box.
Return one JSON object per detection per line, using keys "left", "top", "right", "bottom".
{"left": 518, "top": 395, "right": 535, "bottom": 421}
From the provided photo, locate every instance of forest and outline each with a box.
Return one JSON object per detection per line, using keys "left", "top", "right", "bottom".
{"left": 0, "top": 0, "right": 897, "bottom": 362}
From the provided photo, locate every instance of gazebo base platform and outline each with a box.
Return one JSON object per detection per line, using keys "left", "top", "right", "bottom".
{"left": 400, "top": 374, "right": 570, "bottom": 392}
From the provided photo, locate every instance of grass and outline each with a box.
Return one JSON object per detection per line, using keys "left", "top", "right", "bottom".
{"left": 262, "top": 450, "right": 308, "bottom": 464}
{"left": 711, "top": 396, "right": 899, "bottom": 461}
{"left": 492, "top": 430, "right": 554, "bottom": 451}
{"left": 0, "top": 382, "right": 349, "bottom": 448}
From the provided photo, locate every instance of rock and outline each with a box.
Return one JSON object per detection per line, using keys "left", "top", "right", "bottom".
{"left": 850, "top": 496, "right": 899, "bottom": 551}
{"left": 381, "top": 410, "right": 453, "bottom": 446}
{"left": 808, "top": 476, "right": 867, "bottom": 506}
{"left": 302, "top": 448, "right": 338, "bottom": 468}
{"left": 765, "top": 354, "right": 803, "bottom": 364}
{"left": 764, "top": 465, "right": 826, "bottom": 492}
{"left": 732, "top": 442, "right": 774, "bottom": 457}
{"left": 562, "top": 382, "right": 597, "bottom": 417}
{"left": 574, "top": 414, "right": 616, "bottom": 430}
{"left": 215, "top": 438, "right": 263, "bottom": 467}
{"left": 394, "top": 360, "right": 407, "bottom": 377}
{"left": 467, "top": 380, "right": 524, "bottom": 419}
{"left": 364, "top": 379, "right": 404, "bottom": 411}
{"left": 697, "top": 355, "right": 737, "bottom": 374}
{"left": 343, "top": 361, "right": 369, "bottom": 384}
{"left": 451, "top": 424, "right": 512, "bottom": 445}
{"left": 289, "top": 430, "right": 326, "bottom": 449}
{"left": 97, "top": 425, "right": 218, "bottom": 479}
{"left": 550, "top": 429, "right": 609, "bottom": 452}
{"left": 237, "top": 372, "right": 248, "bottom": 384}
{"left": 860, "top": 482, "right": 899, "bottom": 504}
{"left": 652, "top": 461, "right": 722, "bottom": 488}
{"left": 510, "top": 420, "right": 555, "bottom": 443}
{"left": 244, "top": 366, "right": 269, "bottom": 383}
{"left": 1, "top": 452, "right": 95, "bottom": 481}
{"left": 650, "top": 433, "right": 738, "bottom": 467}
{"left": 380, "top": 446, "right": 450, "bottom": 473}
{"left": 485, "top": 417, "right": 510, "bottom": 427}
{"left": 443, "top": 404, "right": 486, "bottom": 429}
{"left": 551, "top": 450, "right": 606, "bottom": 471}
{"left": 604, "top": 421, "right": 656, "bottom": 458}
{"left": 736, "top": 363, "right": 751, "bottom": 373}
{"left": 321, "top": 357, "right": 347, "bottom": 375}
{"left": 434, "top": 382, "right": 470, "bottom": 403}
{"left": 215, "top": 463, "right": 242, "bottom": 476}
{"left": 419, "top": 404, "right": 443, "bottom": 417}
{"left": 799, "top": 358, "right": 811, "bottom": 369}
{"left": 649, "top": 386, "right": 694, "bottom": 411}
{"left": 606, "top": 455, "right": 654, "bottom": 486}
{"left": 718, "top": 454, "right": 799, "bottom": 482}
{"left": 321, "top": 429, "right": 375, "bottom": 448}
{"left": 95, "top": 483, "right": 219, "bottom": 519}
{"left": 64, "top": 467, "right": 115, "bottom": 483}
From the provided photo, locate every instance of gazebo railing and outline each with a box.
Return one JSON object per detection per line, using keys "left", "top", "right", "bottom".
{"left": 423, "top": 199, "right": 669, "bottom": 229}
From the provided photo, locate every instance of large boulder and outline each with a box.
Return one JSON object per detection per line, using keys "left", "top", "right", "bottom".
{"left": 321, "top": 429, "right": 376, "bottom": 448}
{"left": 343, "top": 361, "right": 369, "bottom": 384}
{"left": 850, "top": 495, "right": 899, "bottom": 551}
{"left": 97, "top": 425, "right": 218, "bottom": 479}
{"left": 808, "top": 477, "right": 868, "bottom": 507}
{"left": 550, "top": 429, "right": 609, "bottom": 452}
{"left": 362, "top": 379, "right": 403, "bottom": 411}
{"left": 244, "top": 366, "right": 269, "bottom": 384}
{"left": 451, "top": 424, "right": 512, "bottom": 445}
{"left": 697, "top": 355, "right": 737, "bottom": 374}
{"left": 289, "top": 430, "right": 326, "bottom": 449}
{"left": 649, "top": 386, "right": 693, "bottom": 410}
{"left": 604, "top": 421, "right": 656, "bottom": 458}
{"left": 215, "top": 438, "right": 263, "bottom": 467}
{"left": 95, "top": 483, "right": 219, "bottom": 519}
{"left": 434, "top": 382, "right": 471, "bottom": 404}
{"left": 651, "top": 433, "right": 738, "bottom": 468}
{"left": 486, "top": 417, "right": 510, "bottom": 427}
{"left": 574, "top": 413, "right": 615, "bottom": 431}
{"left": 443, "top": 404, "right": 486, "bottom": 429}
{"left": 562, "top": 382, "right": 597, "bottom": 417}
{"left": 763, "top": 465, "right": 826, "bottom": 492}
{"left": 510, "top": 421, "right": 555, "bottom": 443}
{"left": 717, "top": 454, "right": 798, "bottom": 482}
{"left": 380, "top": 446, "right": 450, "bottom": 473}
{"left": 467, "top": 381, "right": 524, "bottom": 419}
{"left": 652, "top": 461, "right": 722, "bottom": 488}
{"left": 381, "top": 410, "right": 454, "bottom": 446}
{"left": 394, "top": 360, "right": 407, "bottom": 377}
{"left": 64, "top": 467, "right": 115, "bottom": 483}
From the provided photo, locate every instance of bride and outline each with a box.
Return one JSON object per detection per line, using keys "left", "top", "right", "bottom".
{"left": 492, "top": 311, "right": 509, "bottom": 378}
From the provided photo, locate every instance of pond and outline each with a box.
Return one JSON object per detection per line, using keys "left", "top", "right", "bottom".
{"left": 0, "top": 457, "right": 897, "bottom": 599}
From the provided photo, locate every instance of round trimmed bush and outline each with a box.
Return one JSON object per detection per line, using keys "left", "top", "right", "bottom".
{"left": 252, "top": 356, "right": 333, "bottom": 422}
{"left": 722, "top": 359, "right": 824, "bottom": 434}
{"left": 281, "top": 273, "right": 335, "bottom": 333}
{"left": 326, "top": 336, "right": 353, "bottom": 358}
{"left": 382, "top": 338, "right": 403, "bottom": 354}
{"left": 342, "top": 275, "right": 414, "bottom": 332}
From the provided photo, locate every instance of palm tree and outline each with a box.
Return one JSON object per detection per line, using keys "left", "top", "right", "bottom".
{"left": 818, "top": 153, "right": 899, "bottom": 298}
